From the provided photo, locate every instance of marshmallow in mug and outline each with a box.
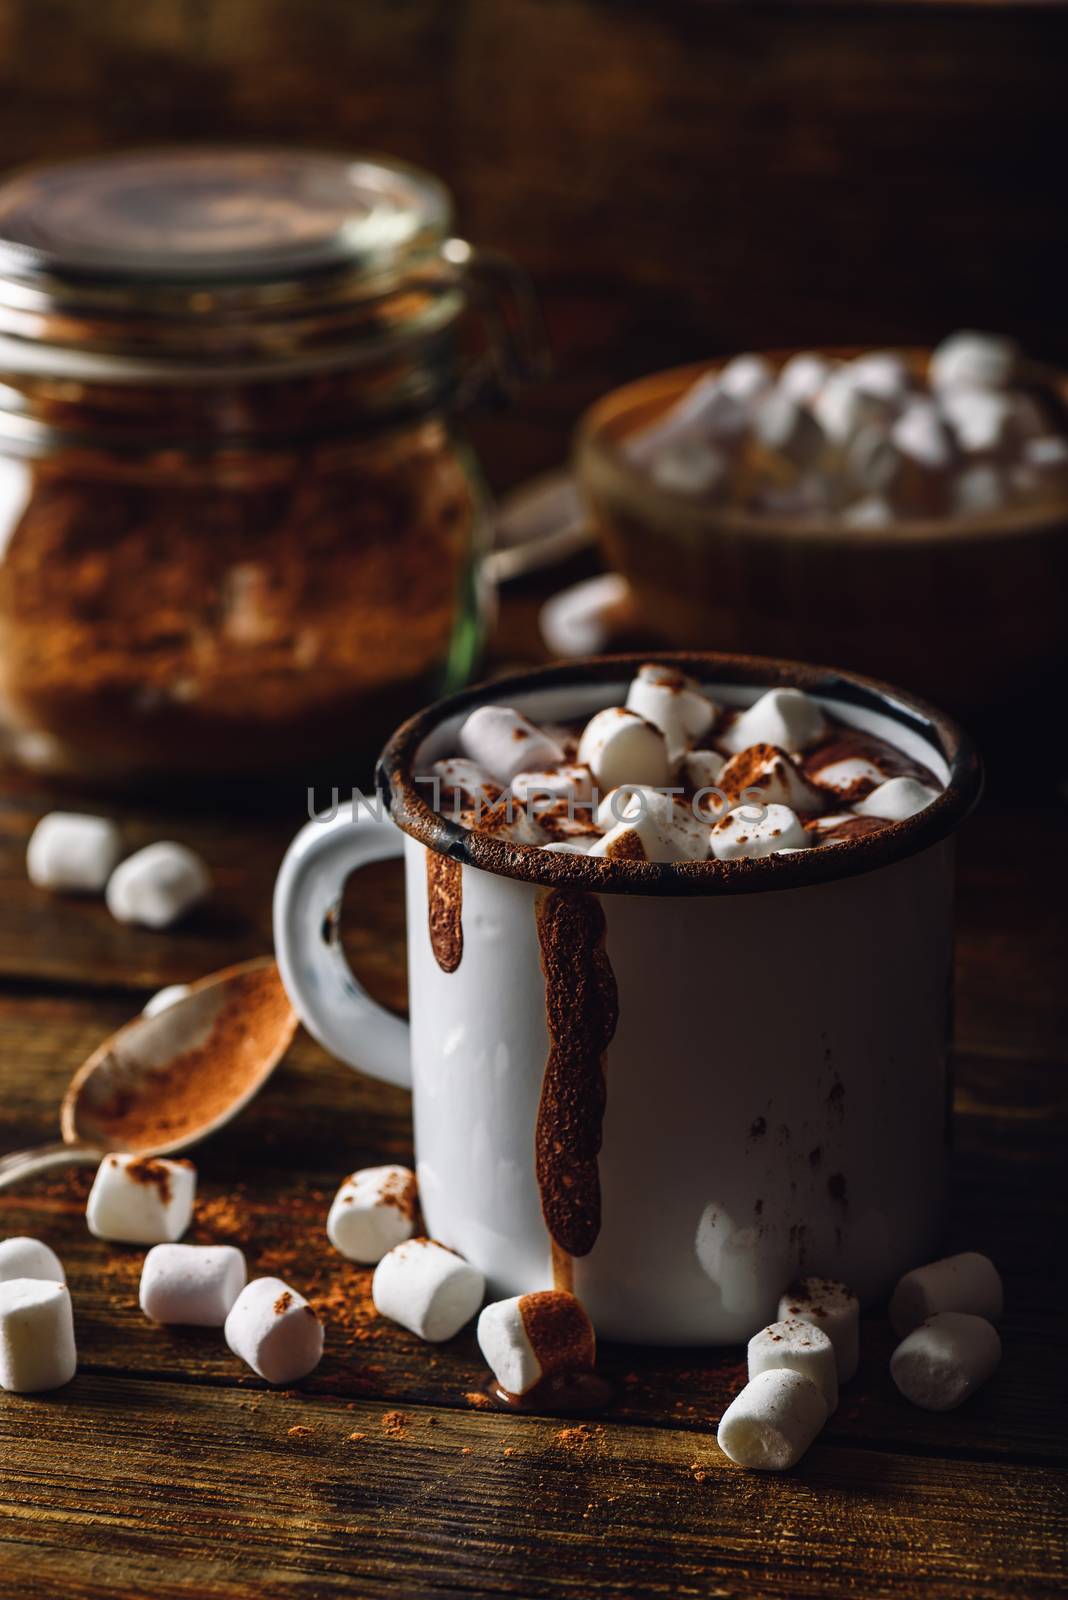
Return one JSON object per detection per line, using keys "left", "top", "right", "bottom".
{"left": 624, "top": 663, "right": 718, "bottom": 760}
{"left": 459, "top": 705, "right": 564, "bottom": 787}
{"left": 86, "top": 1154, "right": 197, "bottom": 1245}
{"left": 106, "top": 842, "right": 211, "bottom": 929}
{"left": 140, "top": 1243, "right": 247, "bottom": 1326}
{"left": 717, "top": 1366, "right": 828, "bottom": 1471}
{"left": 225, "top": 1276, "right": 324, "bottom": 1384}
{"left": 327, "top": 1165, "right": 418, "bottom": 1264}
{"left": 0, "top": 1278, "right": 77, "bottom": 1393}
{"left": 890, "top": 1312, "right": 1001, "bottom": 1411}
{"left": 27, "top": 811, "right": 122, "bottom": 894}
{"left": 372, "top": 1238, "right": 484, "bottom": 1343}
{"left": 0, "top": 1236, "right": 65, "bottom": 1285}
{"left": 477, "top": 1290, "right": 596, "bottom": 1399}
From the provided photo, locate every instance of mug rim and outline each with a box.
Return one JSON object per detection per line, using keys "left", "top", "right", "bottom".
{"left": 375, "top": 650, "right": 983, "bottom": 897}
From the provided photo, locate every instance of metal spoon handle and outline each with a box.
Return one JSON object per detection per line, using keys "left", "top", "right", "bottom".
{"left": 0, "top": 1142, "right": 102, "bottom": 1192}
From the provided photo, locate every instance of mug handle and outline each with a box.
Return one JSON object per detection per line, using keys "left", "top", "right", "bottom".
{"left": 273, "top": 802, "right": 411, "bottom": 1089}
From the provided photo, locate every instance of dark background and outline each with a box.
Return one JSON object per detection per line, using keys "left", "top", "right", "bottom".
{"left": 2, "top": 0, "right": 1066, "bottom": 493}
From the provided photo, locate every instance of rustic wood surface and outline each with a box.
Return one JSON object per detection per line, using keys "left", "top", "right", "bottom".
{"left": 0, "top": 614, "right": 1066, "bottom": 1597}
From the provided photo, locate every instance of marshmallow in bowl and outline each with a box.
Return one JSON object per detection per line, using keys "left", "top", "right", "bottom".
{"left": 718, "top": 353, "right": 775, "bottom": 410}
{"left": 721, "top": 687, "right": 827, "bottom": 755}
{"left": 477, "top": 1290, "right": 596, "bottom": 1399}
{"left": 929, "top": 330, "right": 1018, "bottom": 393}
{"left": 717, "top": 1367, "right": 828, "bottom": 1471}
{"left": 27, "top": 811, "right": 122, "bottom": 893}
{"left": 625, "top": 370, "right": 748, "bottom": 468}
{"left": 719, "top": 744, "right": 826, "bottom": 815}
{"left": 855, "top": 776, "right": 940, "bottom": 821}
{"left": 891, "top": 400, "right": 955, "bottom": 472}
{"left": 711, "top": 803, "right": 807, "bottom": 860}
{"left": 952, "top": 463, "right": 1008, "bottom": 517}
{"left": 778, "top": 351, "right": 833, "bottom": 406}
{"left": 845, "top": 351, "right": 912, "bottom": 403}
{"left": 888, "top": 1251, "right": 1003, "bottom": 1337}
{"left": 578, "top": 707, "right": 670, "bottom": 791}
{"left": 890, "top": 1312, "right": 1001, "bottom": 1411}
{"left": 459, "top": 705, "right": 565, "bottom": 787}
{"left": 651, "top": 439, "right": 729, "bottom": 498}
{"left": 748, "top": 1317, "right": 839, "bottom": 1412}
{"left": 327, "top": 1165, "right": 417, "bottom": 1264}
{"left": 625, "top": 663, "right": 718, "bottom": 759}
{"left": 372, "top": 1238, "right": 485, "bottom": 1343}
{"left": 754, "top": 390, "right": 824, "bottom": 468}
{"left": 841, "top": 495, "right": 894, "bottom": 529}
{"left": 778, "top": 1278, "right": 859, "bottom": 1382}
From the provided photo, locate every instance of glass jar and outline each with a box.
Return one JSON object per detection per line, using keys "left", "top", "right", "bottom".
{"left": 0, "top": 148, "right": 541, "bottom": 783}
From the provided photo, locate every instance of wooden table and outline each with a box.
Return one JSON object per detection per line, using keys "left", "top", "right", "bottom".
{"left": 0, "top": 674, "right": 1066, "bottom": 1598}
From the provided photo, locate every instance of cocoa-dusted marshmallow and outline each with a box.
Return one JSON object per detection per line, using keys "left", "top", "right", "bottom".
{"left": 625, "top": 663, "right": 718, "bottom": 760}
{"left": 719, "top": 744, "right": 826, "bottom": 815}
{"left": 890, "top": 1312, "right": 1001, "bottom": 1411}
{"left": 139, "top": 1243, "right": 247, "bottom": 1326}
{"left": 717, "top": 353, "right": 775, "bottom": 410}
{"left": 510, "top": 764, "right": 594, "bottom": 807}
{"left": 929, "top": 330, "right": 1018, "bottom": 392}
{"left": 224, "top": 1276, "right": 323, "bottom": 1384}
{"left": 0, "top": 1236, "right": 65, "bottom": 1285}
{"left": 27, "top": 811, "right": 122, "bottom": 894}
{"left": 777, "top": 351, "right": 833, "bottom": 406}
{"left": 778, "top": 1278, "right": 859, "bottom": 1382}
{"left": 326, "top": 1165, "right": 417, "bottom": 1265}
{"left": 809, "top": 754, "right": 886, "bottom": 797}
{"left": 888, "top": 1250, "right": 1003, "bottom": 1337}
{"left": 430, "top": 758, "right": 501, "bottom": 814}
{"left": 844, "top": 351, "right": 911, "bottom": 403}
{"left": 106, "top": 842, "right": 211, "bottom": 929}
{"left": 477, "top": 1290, "right": 596, "bottom": 1398}
{"left": 748, "top": 1317, "right": 839, "bottom": 1412}
{"left": 855, "top": 776, "right": 939, "bottom": 822}
{"left": 683, "top": 748, "right": 726, "bottom": 790}
{"left": 86, "top": 1154, "right": 196, "bottom": 1245}
{"left": 577, "top": 707, "right": 670, "bottom": 792}
{"left": 0, "top": 1279, "right": 77, "bottom": 1393}
{"left": 372, "top": 1238, "right": 484, "bottom": 1343}
{"left": 467, "top": 794, "right": 548, "bottom": 847}
{"left": 458, "top": 705, "right": 565, "bottom": 787}
{"left": 710, "top": 803, "right": 806, "bottom": 861}
{"left": 813, "top": 367, "right": 893, "bottom": 445}
{"left": 625, "top": 371, "right": 747, "bottom": 466}
{"left": 717, "top": 1367, "right": 828, "bottom": 1471}
{"left": 721, "top": 688, "right": 827, "bottom": 755}
{"left": 591, "top": 786, "right": 709, "bottom": 863}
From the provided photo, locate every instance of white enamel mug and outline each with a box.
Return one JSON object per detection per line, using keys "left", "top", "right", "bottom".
{"left": 274, "top": 654, "right": 980, "bottom": 1345}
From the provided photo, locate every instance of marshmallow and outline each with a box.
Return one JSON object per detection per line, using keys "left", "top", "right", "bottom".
{"left": 0, "top": 1279, "right": 77, "bottom": 1393}
{"left": 855, "top": 776, "right": 939, "bottom": 821}
{"left": 752, "top": 472, "right": 833, "bottom": 518}
{"left": 845, "top": 424, "right": 899, "bottom": 495}
{"left": 845, "top": 351, "right": 911, "bottom": 403}
{"left": 717, "top": 353, "right": 774, "bottom": 410}
{"left": 458, "top": 705, "right": 565, "bottom": 787}
{"left": 717, "top": 1367, "right": 827, "bottom": 1471}
{"left": 778, "top": 1278, "right": 859, "bottom": 1382}
{"left": 953, "top": 463, "right": 1008, "bottom": 517}
{"left": 1022, "top": 434, "right": 1068, "bottom": 475}
{"left": 372, "top": 1238, "right": 484, "bottom": 1343}
{"left": 0, "top": 1237, "right": 65, "bottom": 1285}
{"left": 650, "top": 438, "right": 729, "bottom": 498}
{"left": 684, "top": 747, "right": 726, "bottom": 789}
{"left": 754, "top": 390, "right": 824, "bottom": 468}
{"left": 626, "top": 372, "right": 747, "bottom": 466}
{"left": 888, "top": 1250, "right": 1003, "bottom": 1337}
{"left": 813, "top": 368, "right": 893, "bottom": 444}
{"left": 719, "top": 744, "right": 826, "bottom": 815}
{"left": 510, "top": 764, "right": 595, "bottom": 807}
{"left": 748, "top": 1317, "right": 839, "bottom": 1412}
{"left": 468, "top": 794, "right": 548, "bottom": 847}
{"left": 841, "top": 496, "right": 894, "bottom": 529}
{"left": 543, "top": 837, "right": 601, "bottom": 855}
{"left": 327, "top": 1165, "right": 417, "bottom": 1264}
{"left": 941, "top": 388, "right": 1015, "bottom": 455}
{"left": 539, "top": 573, "right": 632, "bottom": 659}
{"left": 27, "top": 812, "right": 122, "bottom": 893}
{"left": 105, "top": 842, "right": 211, "bottom": 929}
{"left": 929, "top": 330, "right": 1018, "bottom": 393}
{"left": 224, "top": 1276, "right": 323, "bottom": 1384}
{"left": 891, "top": 400, "right": 955, "bottom": 472}
{"left": 477, "top": 1290, "right": 596, "bottom": 1398}
{"left": 809, "top": 755, "right": 886, "bottom": 796}
{"left": 721, "top": 688, "right": 827, "bottom": 755}
{"left": 590, "top": 787, "right": 709, "bottom": 863}
{"left": 577, "top": 707, "right": 670, "bottom": 791}
{"left": 710, "top": 803, "right": 806, "bottom": 861}
{"left": 890, "top": 1312, "right": 1001, "bottom": 1411}
{"left": 625, "top": 664, "right": 718, "bottom": 760}
{"left": 777, "top": 352, "right": 833, "bottom": 406}
{"left": 139, "top": 1243, "right": 247, "bottom": 1326}
{"left": 86, "top": 1154, "right": 196, "bottom": 1245}
{"left": 142, "top": 984, "right": 192, "bottom": 1019}
{"left": 430, "top": 758, "right": 502, "bottom": 815}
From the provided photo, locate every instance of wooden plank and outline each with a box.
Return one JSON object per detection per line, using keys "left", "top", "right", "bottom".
{"left": 0, "top": 993, "right": 1063, "bottom": 1463}
{"left": 0, "top": 1374, "right": 1065, "bottom": 1600}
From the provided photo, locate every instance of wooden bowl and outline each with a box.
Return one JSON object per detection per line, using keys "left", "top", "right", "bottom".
{"left": 574, "top": 354, "right": 1068, "bottom": 713}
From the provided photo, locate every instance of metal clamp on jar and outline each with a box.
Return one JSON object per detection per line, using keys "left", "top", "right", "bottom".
{"left": 0, "top": 146, "right": 542, "bottom": 783}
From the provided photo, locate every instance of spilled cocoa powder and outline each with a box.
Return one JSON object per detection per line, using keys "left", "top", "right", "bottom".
{"left": 425, "top": 851, "right": 463, "bottom": 973}
{"left": 534, "top": 889, "right": 618, "bottom": 1264}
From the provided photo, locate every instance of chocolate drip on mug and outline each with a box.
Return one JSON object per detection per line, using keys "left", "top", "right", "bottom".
{"left": 426, "top": 852, "right": 463, "bottom": 973}
{"left": 534, "top": 889, "right": 618, "bottom": 1269}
